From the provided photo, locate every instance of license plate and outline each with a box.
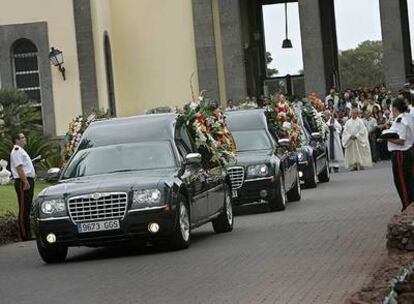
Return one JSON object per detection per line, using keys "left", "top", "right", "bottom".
{"left": 77, "top": 219, "right": 120, "bottom": 233}
{"left": 232, "top": 190, "right": 238, "bottom": 198}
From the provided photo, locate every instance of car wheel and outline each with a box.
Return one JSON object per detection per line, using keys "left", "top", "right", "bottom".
{"left": 269, "top": 175, "right": 287, "bottom": 212}
{"left": 287, "top": 171, "right": 301, "bottom": 202}
{"left": 212, "top": 185, "right": 234, "bottom": 233}
{"left": 170, "top": 195, "right": 191, "bottom": 250}
{"left": 304, "top": 161, "right": 317, "bottom": 188}
{"left": 36, "top": 239, "right": 67, "bottom": 264}
{"left": 318, "top": 158, "right": 330, "bottom": 183}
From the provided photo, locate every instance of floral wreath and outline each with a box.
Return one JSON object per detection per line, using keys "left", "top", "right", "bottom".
{"left": 183, "top": 92, "right": 237, "bottom": 168}
{"left": 267, "top": 94, "right": 302, "bottom": 151}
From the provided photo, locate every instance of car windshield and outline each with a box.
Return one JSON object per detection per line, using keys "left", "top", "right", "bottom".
{"left": 232, "top": 130, "right": 273, "bottom": 152}
{"left": 62, "top": 141, "right": 177, "bottom": 179}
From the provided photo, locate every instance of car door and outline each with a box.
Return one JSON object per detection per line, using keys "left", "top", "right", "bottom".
{"left": 175, "top": 125, "right": 208, "bottom": 224}
{"left": 205, "top": 165, "right": 225, "bottom": 216}
{"left": 311, "top": 138, "right": 326, "bottom": 175}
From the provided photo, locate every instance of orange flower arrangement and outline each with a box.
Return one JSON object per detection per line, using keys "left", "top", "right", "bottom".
{"left": 307, "top": 93, "right": 325, "bottom": 112}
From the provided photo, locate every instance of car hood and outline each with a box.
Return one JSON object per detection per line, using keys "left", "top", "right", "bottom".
{"left": 38, "top": 169, "right": 177, "bottom": 198}
{"left": 233, "top": 150, "right": 274, "bottom": 166}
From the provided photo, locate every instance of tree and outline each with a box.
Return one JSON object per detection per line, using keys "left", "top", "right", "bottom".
{"left": 339, "top": 40, "right": 384, "bottom": 89}
{"left": 266, "top": 51, "right": 279, "bottom": 77}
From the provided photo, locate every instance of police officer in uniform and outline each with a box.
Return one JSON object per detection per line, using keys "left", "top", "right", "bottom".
{"left": 10, "top": 133, "right": 36, "bottom": 241}
{"left": 383, "top": 99, "right": 414, "bottom": 211}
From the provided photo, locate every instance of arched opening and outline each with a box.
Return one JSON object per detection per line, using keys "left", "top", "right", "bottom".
{"left": 104, "top": 33, "right": 116, "bottom": 116}
{"left": 12, "top": 38, "right": 42, "bottom": 105}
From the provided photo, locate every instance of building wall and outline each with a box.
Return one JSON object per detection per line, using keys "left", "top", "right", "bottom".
{"left": 90, "top": 0, "right": 112, "bottom": 112}
{"left": 110, "top": 0, "right": 199, "bottom": 116}
{"left": 0, "top": 0, "right": 83, "bottom": 136}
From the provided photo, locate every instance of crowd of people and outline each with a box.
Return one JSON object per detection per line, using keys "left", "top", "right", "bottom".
{"left": 225, "top": 82, "right": 414, "bottom": 211}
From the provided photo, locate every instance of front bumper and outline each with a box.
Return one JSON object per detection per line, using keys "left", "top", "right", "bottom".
{"left": 35, "top": 207, "right": 176, "bottom": 247}
{"left": 232, "top": 176, "right": 276, "bottom": 206}
{"left": 298, "top": 161, "right": 311, "bottom": 182}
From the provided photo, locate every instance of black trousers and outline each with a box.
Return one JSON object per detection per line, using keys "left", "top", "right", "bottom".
{"left": 391, "top": 150, "right": 414, "bottom": 211}
{"left": 14, "top": 178, "right": 34, "bottom": 241}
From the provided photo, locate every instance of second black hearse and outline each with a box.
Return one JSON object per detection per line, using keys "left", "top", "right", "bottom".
{"left": 33, "top": 114, "right": 233, "bottom": 263}
{"left": 225, "top": 110, "right": 301, "bottom": 211}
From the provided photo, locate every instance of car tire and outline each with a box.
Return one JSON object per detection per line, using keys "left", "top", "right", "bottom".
{"left": 36, "top": 239, "right": 67, "bottom": 264}
{"left": 169, "top": 195, "right": 191, "bottom": 250}
{"left": 212, "top": 185, "right": 234, "bottom": 233}
{"left": 304, "top": 161, "right": 317, "bottom": 189}
{"left": 318, "top": 158, "right": 330, "bottom": 183}
{"left": 287, "top": 171, "right": 301, "bottom": 202}
{"left": 268, "top": 175, "right": 287, "bottom": 212}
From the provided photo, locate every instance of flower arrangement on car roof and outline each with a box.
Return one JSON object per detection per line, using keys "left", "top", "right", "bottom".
{"left": 307, "top": 93, "right": 325, "bottom": 112}
{"left": 183, "top": 92, "right": 237, "bottom": 168}
{"left": 267, "top": 94, "right": 302, "bottom": 151}
{"left": 63, "top": 110, "right": 112, "bottom": 164}
{"left": 302, "top": 98, "right": 326, "bottom": 140}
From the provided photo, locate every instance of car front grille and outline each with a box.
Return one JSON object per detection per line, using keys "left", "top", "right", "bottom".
{"left": 227, "top": 167, "right": 245, "bottom": 189}
{"left": 68, "top": 192, "right": 128, "bottom": 224}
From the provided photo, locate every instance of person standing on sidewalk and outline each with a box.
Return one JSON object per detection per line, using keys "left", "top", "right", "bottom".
{"left": 10, "top": 133, "right": 35, "bottom": 241}
{"left": 383, "top": 99, "right": 414, "bottom": 211}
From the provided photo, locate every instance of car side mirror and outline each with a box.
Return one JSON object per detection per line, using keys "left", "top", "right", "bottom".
{"left": 185, "top": 153, "right": 202, "bottom": 165}
{"left": 47, "top": 167, "right": 61, "bottom": 182}
{"left": 311, "top": 132, "right": 322, "bottom": 140}
{"left": 278, "top": 139, "right": 290, "bottom": 147}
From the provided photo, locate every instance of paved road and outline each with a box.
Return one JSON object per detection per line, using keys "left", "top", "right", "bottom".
{"left": 0, "top": 162, "right": 399, "bottom": 304}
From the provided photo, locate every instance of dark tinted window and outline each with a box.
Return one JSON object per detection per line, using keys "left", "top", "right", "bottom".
{"left": 232, "top": 130, "right": 273, "bottom": 152}
{"left": 63, "top": 141, "right": 177, "bottom": 179}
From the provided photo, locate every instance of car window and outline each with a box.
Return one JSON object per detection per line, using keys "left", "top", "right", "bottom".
{"left": 232, "top": 129, "right": 273, "bottom": 152}
{"left": 62, "top": 141, "right": 177, "bottom": 179}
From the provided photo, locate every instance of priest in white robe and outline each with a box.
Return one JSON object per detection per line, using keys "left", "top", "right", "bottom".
{"left": 324, "top": 111, "right": 344, "bottom": 172}
{"left": 342, "top": 108, "right": 373, "bottom": 170}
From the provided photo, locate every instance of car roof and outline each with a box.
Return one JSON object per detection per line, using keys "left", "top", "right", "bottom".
{"left": 80, "top": 113, "right": 178, "bottom": 148}
{"left": 225, "top": 109, "right": 268, "bottom": 131}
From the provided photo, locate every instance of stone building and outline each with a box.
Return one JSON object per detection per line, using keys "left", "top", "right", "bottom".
{"left": 0, "top": 0, "right": 412, "bottom": 137}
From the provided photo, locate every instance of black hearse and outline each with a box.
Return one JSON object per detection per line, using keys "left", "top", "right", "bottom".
{"left": 34, "top": 114, "right": 233, "bottom": 263}
{"left": 225, "top": 110, "right": 301, "bottom": 211}
{"left": 297, "top": 115, "right": 330, "bottom": 188}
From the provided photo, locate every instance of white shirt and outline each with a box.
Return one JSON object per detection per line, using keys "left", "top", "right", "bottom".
{"left": 387, "top": 113, "right": 414, "bottom": 152}
{"left": 10, "top": 145, "right": 36, "bottom": 179}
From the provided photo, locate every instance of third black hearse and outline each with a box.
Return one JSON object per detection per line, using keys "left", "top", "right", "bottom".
{"left": 225, "top": 110, "right": 301, "bottom": 211}
{"left": 33, "top": 114, "right": 233, "bottom": 263}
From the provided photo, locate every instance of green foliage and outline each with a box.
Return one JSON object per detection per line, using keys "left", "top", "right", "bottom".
{"left": 266, "top": 51, "right": 279, "bottom": 77}
{"left": 0, "top": 88, "right": 62, "bottom": 171}
{"left": 0, "top": 89, "right": 42, "bottom": 139}
{"left": 339, "top": 40, "right": 385, "bottom": 89}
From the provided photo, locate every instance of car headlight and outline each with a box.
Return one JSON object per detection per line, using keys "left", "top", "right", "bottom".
{"left": 297, "top": 152, "right": 305, "bottom": 161}
{"left": 247, "top": 164, "right": 269, "bottom": 178}
{"left": 132, "top": 189, "right": 163, "bottom": 209}
{"left": 40, "top": 199, "right": 67, "bottom": 216}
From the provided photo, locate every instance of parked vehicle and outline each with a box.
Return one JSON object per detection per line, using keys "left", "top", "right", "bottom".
{"left": 33, "top": 114, "right": 233, "bottom": 263}
{"left": 225, "top": 110, "right": 301, "bottom": 211}
{"left": 297, "top": 117, "right": 330, "bottom": 188}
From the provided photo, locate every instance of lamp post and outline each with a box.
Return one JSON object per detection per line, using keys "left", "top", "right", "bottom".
{"left": 282, "top": 3, "right": 293, "bottom": 49}
{"left": 49, "top": 47, "right": 66, "bottom": 80}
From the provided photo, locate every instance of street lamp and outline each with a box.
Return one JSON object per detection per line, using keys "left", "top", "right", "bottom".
{"left": 49, "top": 47, "right": 66, "bottom": 80}
{"left": 282, "top": 3, "right": 293, "bottom": 49}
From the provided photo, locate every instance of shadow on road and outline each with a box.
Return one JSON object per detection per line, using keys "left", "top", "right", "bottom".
{"left": 65, "top": 230, "right": 216, "bottom": 263}
{"left": 233, "top": 203, "right": 270, "bottom": 216}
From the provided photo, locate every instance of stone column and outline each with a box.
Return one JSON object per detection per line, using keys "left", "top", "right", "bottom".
{"left": 298, "top": 0, "right": 327, "bottom": 96}
{"left": 218, "top": 0, "right": 247, "bottom": 102}
{"left": 379, "top": 0, "right": 410, "bottom": 92}
{"left": 192, "top": 0, "right": 220, "bottom": 101}
{"left": 298, "top": 0, "right": 339, "bottom": 96}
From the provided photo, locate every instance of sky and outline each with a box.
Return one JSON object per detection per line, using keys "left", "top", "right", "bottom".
{"left": 263, "top": 0, "right": 414, "bottom": 76}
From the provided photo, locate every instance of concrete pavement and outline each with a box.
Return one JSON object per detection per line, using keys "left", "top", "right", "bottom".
{"left": 0, "top": 162, "right": 399, "bottom": 304}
